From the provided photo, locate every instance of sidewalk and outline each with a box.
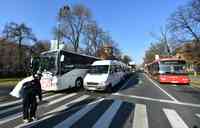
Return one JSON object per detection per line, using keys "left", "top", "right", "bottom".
{"left": 189, "top": 75, "right": 200, "bottom": 88}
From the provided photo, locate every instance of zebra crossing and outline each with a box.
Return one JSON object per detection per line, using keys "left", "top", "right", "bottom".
{"left": 0, "top": 92, "right": 199, "bottom": 128}
{"left": 133, "top": 104, "right": 148, "bottom": 128}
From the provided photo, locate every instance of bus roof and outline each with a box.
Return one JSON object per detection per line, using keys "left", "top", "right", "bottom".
{"left": 147, "top": 57, "right": 185, "bottom": 65}
{"left": 92, "top": 60, "right": 125, "bottom": 66}
{"left": 41, "top": 49, "right": 100, "bottom": 60}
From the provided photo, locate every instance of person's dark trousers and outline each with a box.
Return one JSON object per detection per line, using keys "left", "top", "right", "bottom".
{"left": 30, "top": 96, "right": 37, "bottom": 118}
{"left": 23, "top": 96, "right": 37, "bottom": 120}
{"left": 23, "top": 97, "right": 31, "bottom": 120}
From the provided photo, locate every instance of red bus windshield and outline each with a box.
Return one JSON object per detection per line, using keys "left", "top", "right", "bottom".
{"left": 159, "top": 60, "right": 187, "bottom": 75}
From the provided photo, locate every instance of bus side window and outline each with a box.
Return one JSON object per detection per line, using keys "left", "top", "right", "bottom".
{"left": 60, "top": 54, "right": 73, "bottom": 74}
{"left": 156, "top": 63, "right": 159, "bottom": 72}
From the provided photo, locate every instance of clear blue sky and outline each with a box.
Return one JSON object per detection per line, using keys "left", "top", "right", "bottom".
{"left": 0, "top": 0, "right": 190, "bottom": 64}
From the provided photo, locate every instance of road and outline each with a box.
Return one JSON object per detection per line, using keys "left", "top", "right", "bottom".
{"left": 0, "top": 72, "right": 200, "bottom": 128}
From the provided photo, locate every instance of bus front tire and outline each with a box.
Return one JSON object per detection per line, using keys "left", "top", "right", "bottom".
{"left": 75, "top": 78, "right": 83, "bottom": 88}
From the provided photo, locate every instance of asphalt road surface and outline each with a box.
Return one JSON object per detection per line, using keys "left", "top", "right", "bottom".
{"left": 0, "top": 72, "right": 200, "bottom": 128}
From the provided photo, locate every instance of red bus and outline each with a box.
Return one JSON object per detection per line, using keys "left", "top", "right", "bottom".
{"left": 145, "top": 58, "right": 190, "bottom": 84}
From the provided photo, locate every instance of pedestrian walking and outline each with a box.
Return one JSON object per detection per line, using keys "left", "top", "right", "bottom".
{"left": 21, "top": 73, "right": 42, "bottom": 123}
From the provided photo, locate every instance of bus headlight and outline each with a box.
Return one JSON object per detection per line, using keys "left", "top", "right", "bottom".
{"left": 160, "top": 77, "right": 166, "bottom": 80}
{"left": 182, "top": 78, "right": 189, "bottom": 81}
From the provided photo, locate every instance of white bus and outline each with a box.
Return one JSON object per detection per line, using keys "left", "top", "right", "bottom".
{"left": 36, "top": 50, "right": 99, "bottom": 91}
{"left": 83, "top": 60, "right": 130, "bottom": 92}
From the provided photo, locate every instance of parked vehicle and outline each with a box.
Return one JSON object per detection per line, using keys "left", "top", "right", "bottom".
{"left": 84, "top": 60, "right": 130, "bottom": 92}
{"left": 37, "top": 50, "right": 99, "bottom": 91}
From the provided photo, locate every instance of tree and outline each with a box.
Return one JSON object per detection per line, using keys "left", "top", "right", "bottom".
{"left": 95, "top": 31, "right": 122, "bottom": 60}
{"left": 143, "top": 42, "right": 171, "bottom": 64}
{"left": 2, "top": 22, "right": 36, "bottom": 70}
{"left": 31, "top": 40, "right": 50, "bottom": 56}
{"left": 150, "top": 27, "right": 172, "bottom": 55}
{"left": 83, "top": 21, "right": 104, "bottom": 56}
{"left": 190, "top": 0, "right": 200, "bottom": 23}
{"left": 0, "top": 38, "right": 31, "bottom": 76}
{"left": 57, "top": 4, "right": 91, "bottom": 52}
{"left": 121, "top": 55, "right": 132, "bottom": 65}
{"left": 176, "top": 42, "right": 200, "bottom": 65}
{"left": 167, "top": 1, "right": 200, "bottom": 43}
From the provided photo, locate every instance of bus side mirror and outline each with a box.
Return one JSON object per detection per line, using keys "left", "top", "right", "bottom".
{"left": 60, "top": 55, "right": 64, "bottom": 62}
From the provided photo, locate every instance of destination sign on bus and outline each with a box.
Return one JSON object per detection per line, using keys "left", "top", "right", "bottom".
{"left": 160, "top": 60, "right": 186, "bottom": 65}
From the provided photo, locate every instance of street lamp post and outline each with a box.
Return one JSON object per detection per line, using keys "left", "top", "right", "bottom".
{"left": 57, "top": 5, "right": 70, "bottom": 50}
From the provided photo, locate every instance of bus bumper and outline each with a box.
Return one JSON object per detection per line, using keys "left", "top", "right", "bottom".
{"left": 159, "top": 75, "right": 190, "bottom": 84}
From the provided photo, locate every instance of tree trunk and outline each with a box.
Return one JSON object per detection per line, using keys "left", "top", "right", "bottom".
{"left": 18, "top": 38, "right": 23, "bottom": 72}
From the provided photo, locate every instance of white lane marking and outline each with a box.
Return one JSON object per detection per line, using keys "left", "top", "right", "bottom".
{"left": 163, "top": 108, "right": 189, "bottom": 128}
{"left": 0, "top": 93, "right": 64, "bottom": 125}
{"left": 0, "top": 93, "right": 63, "bottom": 116}
{"left": 46, "top": 95, "right": 90, "bottom": 114}
{"left": 54, "top": 98, "right": 103, "bottom": 128}
{"left": 0, "top": 112, "right": 22, "bottom": 124}
{"left": 0, "top": 105, "right": 21, "bottom": 115}
{"left": 15, "top": 95, "right": 93, "bottom": 128}
{"left": 144, "top": 73, "right": 178, "bottom": 102}
{"left": 0, "top": 93, "right": 50, "bottom": 108}
{"left": 39, "top": 94, "right": 64, "bottom": 101}
{"left": 113, "top": 93, "right": 200, "bottom": 108}
{"left": 0, "top": 100, "right": 22, "bottom": 108}
{"left": 92, "top": 100, "right": 122, "bottom": 128}
{"left": 196, "top": 114, "right": 200, "bottom": 118}
{"left": 133, "top": 104, "right": 148, "bottom": 128}
{"left": 46, "top": 93, "right": 77, "bottom": 105}
{"left": 20, "top": 98, "right": 104, "bottom": 128}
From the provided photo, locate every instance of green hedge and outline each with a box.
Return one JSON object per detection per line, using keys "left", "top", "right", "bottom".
{"left": 0, "top": 71, "right": 30, "bottom": 78}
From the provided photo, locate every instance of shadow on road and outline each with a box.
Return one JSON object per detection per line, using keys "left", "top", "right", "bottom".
{"left": 112, "top": 72, "right": 139, "bottom": 93}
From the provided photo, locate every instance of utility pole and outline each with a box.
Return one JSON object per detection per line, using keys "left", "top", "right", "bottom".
{"left": 58, "top": 4, "right": 70, "bottom": 50}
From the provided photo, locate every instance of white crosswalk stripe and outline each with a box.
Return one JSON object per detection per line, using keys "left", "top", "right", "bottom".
{"left": 163, "top": 108, "right": 189, "bottom": 128}
{"left": 0, "top": 93, "right": 50, "bottom": 108}
{"left": 0, "top": 105, "right": 21, "bottom": 115}
{"left": 0, "top": 93, "right": 63, "bottom": 116}
{"left": 133, "top": 104, "right": 148, "bottom": 128}
{"left": 17, "top": 95, "right": 96, "bottom": 128}
{"left": 45, "top": 95, "right": 90, "bottom": 115}
{"left": 54, "top": 98, "right": 104, "bottom": 128}
{"left": 0, "top": 112, "right": 22, "bottom": 124}
{"left": 196, "top": 113, "right": 200, "bottom": 119}
{"left": 92, "top": 100, "right": 122, "bottom": 128}
{"left": 46, "top": 93, "right": 77, "bottom": 106}
{"left": 0, "top": 100, "right": 22, "bottom": 108}
{"left": 1, "top": 93, "right": 198, "bottom": 128}
{"left": 0, "top": 93, "right": 65, "bottom": 125}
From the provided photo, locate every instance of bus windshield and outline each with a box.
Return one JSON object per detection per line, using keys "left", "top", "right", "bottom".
{"left": 88, "top": 65, "right": 109, "bottom": 74}
{"left": 40, "top": 52, "right": 57, "bottom": 74}
{"left": 159, "top": 60, "right": 186, "bottom": 75}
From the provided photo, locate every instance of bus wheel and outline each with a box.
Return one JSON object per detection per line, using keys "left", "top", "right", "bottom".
{"left": 76, "top": 78, "right": 83, "bottom": 88}
{"left": 107, "top": 84, "right": 112, "bottom": 93}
